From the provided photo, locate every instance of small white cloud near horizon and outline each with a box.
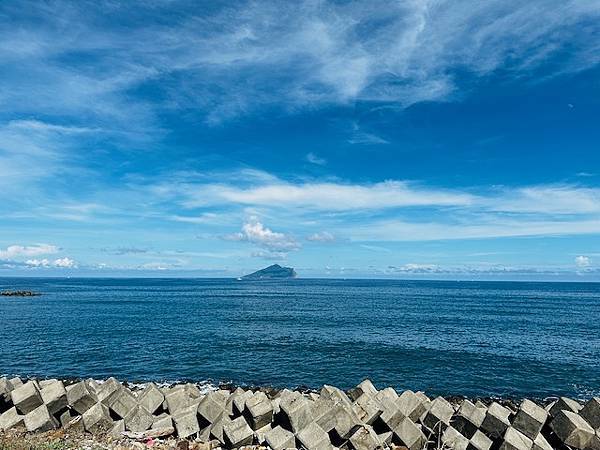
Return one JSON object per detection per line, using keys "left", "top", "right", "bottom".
{"left": 307, "top": 231, "right": 335, "bottom": 242}
{"left": 25, "top": 257, "right": 77, "bottom": 269}
{"left": 225, "top": 220, "right": 301, "bottom": 256}
{"left": 575, "top": 255, "right": 591, "bottom": 268}
{"left": 0, "top": 243, "right": 59, "bottom": 259}
{"left": 306, "top": 152, "right": 327, "bottom": 165}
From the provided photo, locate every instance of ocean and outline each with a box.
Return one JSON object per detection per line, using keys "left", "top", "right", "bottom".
{"left": 1, "top": 277, "right": 599, "bottom": 400}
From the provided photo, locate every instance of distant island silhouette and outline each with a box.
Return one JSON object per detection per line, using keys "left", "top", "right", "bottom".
{"left": 241, "top": 264, "right": 297, "bottom": 280}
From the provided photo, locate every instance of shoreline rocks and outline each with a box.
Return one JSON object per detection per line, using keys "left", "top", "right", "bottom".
{"left": 0, "top": 377, "right": 598, "bottom": 450}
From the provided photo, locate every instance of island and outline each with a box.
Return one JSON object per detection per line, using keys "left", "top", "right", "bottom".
{"left": 241, "top": 264, "right": 297, "bottom": 280}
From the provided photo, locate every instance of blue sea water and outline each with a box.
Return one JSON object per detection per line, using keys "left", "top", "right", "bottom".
{"left": 1, "top": 278, "right": 599, "bottom": 400}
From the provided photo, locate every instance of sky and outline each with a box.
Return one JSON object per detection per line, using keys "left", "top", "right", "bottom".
{"left": 1, "top": 0, "right": 600, "bottom": 280}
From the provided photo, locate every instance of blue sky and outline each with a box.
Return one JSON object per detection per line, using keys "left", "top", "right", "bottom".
{"left": 1, "top": 0, "right": 600, "bottom": 279}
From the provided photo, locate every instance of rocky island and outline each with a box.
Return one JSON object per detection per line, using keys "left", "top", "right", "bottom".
{"left": 241, "top": 264, "right": 297, "bottom": 280}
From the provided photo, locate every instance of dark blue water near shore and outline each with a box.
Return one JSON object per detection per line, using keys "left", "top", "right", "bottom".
{"left": 1, "top": 278, "right": 599, "bottom": 399}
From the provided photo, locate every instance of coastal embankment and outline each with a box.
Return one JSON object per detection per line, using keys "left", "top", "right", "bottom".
{"left": 1, "top": 377, "right": 599, "bottom": 450}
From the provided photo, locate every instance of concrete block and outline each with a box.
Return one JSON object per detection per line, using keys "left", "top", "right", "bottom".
{"left": 468, "top": 430, "right": 493, "bottom": 450}
{"left": 224, "top": 416, "right": 254, "bottom": 448}
{"left": 107, "top": 387, "right": 138, "bottom": 419}
{"left": 499, "top": 427, "right": 533, "bottom": 450}
{"left": 9, "top": 377, "right": 23, "bottom": 389}
{"left": 58, "top": 409, "right": 78, "bottom": 428}
{"left": 173, "top": 404, "right": 200, "bottom": 439}
{"left": 549, "top": 397, "right": 583, "bottom": 417}
{"left": 82, "top": 402, "right": 112, "bottom": 432}
{"left": 454, "top": 400, "right": 486, "bottom": 439}
{"left": 66, "top": 381, "right": 98, "bottom": 414}
{"left": 532, "top": 433, "right": 553, "bottom": 450}
{"left": 166, "top": 386, "right": 195, "bottom": 415}
{"left": 124, "top": 404, "right": 154, "bottom": 432}
{"left": 198, "top": 391, "right": 227, "bottom": 424}
{"left": 11, "top": 381, "right": 43, "bottom": 415}
{"left": 96, "top": 377, "right": 122, "bottom": 404}
{"left": 40, "top": 380, "right": 67, "bottom": 415}
{"left": 442, "top": 425, "right": 470, "bottom": 450}
{"left": 232, "top": 389, "right": 254, "bottom": 416}
{"left": 392, "top": 417, "right": 427, "bottom": 450}
{"left": 377, "top": 431, "right": 393, "bottom": 445}
{"left": 265, "top": 425, "right": 296, "bottom": 450}
{"left": 0, "top": 407, "right": 25, "bottom": 430}
{"left": 209, "top": 412, "right": 233, "bottom": 444}
{"left": 24, "top": 404, "right": 58, "bottom": 432}
{"left": 353, "top": 393, "right": 382, "bottom": 425}
{"left": 138, "top": 382, "right": 165, "bottom": 414}
{"left": 280, "top": 394, "right": 313, "bottom": 433}
{"left": 152, "top": 413, "right": 173, "bottom": 430}
{"left": 397, "top": 390, "right": 428, "bottom": 422}
{"left": 254, "top": 422, "right": 272, "bottom": 444}
{"left": 512, "top": 399, "right": 548, "bottom": 440}
{"left": 331, "top": 404, "right": 362, "bottom": 440}
{"left": 420, "top": 396, "right": 454, "bottom": 432}
{"left": 0, "top": 378, "right": 12, "bottom": 405}
{"left": 348, "top": 380, "right": 378, "bottom": 402}
{"left": 550, "top": 410, "right": 595, "bottom": 449}
{"left": 110, "top": 419, "right": 125, "bottom": 438}
{"left": 296, "top": 422, "right": 333, "bottom": 450}
{"left": 581, "top": 398, "right": 600, "bottom": 431}
{"left": 481, "top": 402, "right": 512, "bottom": 439}
{"left": 348, "top": 425, "right": 381, "bottom": 450}
{"left": 245, "top": 391, "right": 273, "bottom": 430}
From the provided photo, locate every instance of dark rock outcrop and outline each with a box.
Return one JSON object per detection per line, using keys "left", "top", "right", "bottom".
{"left": 241, "top": 264, "right": 297, "bottom": 280}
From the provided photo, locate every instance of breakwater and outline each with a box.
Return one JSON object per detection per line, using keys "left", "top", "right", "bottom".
{"left": 1, "top": 377, "right": 599, "bottom": 450}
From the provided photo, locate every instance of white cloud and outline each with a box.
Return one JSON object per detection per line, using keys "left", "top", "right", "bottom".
{"left": 53, "top": 257, "right": 77, "bottom": 268}
{"left": 307, "top": 231, "right": 335, "bottom": 242}
{"left": 0, "top": 244, "right": 59, "bottom": 258}
{"left": 24, "top": 257, "right": 77, "bottom": 268}
{"left": 575, "top": 255, "right": 591, "bottom": 268}
{"left": 172, "top": 176, "right": 474, "bottom": 211}
{"left": 489, "top": 185, "right": 600, "bottom": 214}
{"left": 226, "top": 220, "right": 300, "bottom": 254}
{"left": 306, "top": 152, "right": 327, "bottom": 165}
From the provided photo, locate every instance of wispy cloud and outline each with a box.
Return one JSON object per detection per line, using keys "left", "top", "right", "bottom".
{"left": 307, "top": 231, "right": 335, "bottom": 242}
{"left": 306, "top": 152, "right": 327, "bottom": 165}
{"left": 0, "top": 244, "right": 59, "bottom": 259}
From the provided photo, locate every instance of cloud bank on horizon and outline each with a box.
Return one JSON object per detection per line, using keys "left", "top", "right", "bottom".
{"left": 1, "top": 0, "right": 600, "bottom": 279}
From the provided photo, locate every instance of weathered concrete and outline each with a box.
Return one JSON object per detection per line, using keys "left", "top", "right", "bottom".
{"left": 198, "top": 391, "right": 227, "bottom": 425}
{"left": 550, "top": 410, "right": 595, "bottom": 449}
{"left": 124, "top": 404, "right": 154, "bottom": 432}
{"left": 500, "top": 427, "right": 533, "bottom": 450}
{"left": 420, "top": 396, "right": 454, "bottom": 432}
{"left": 11, "top": 381, "right": 43, "bottom": 415}
{"left": 392, "top": 417, "right": 427, "bottom": 450}
{"left": 454, "top": 400, "right": 486, "bottom": 439}
{"left": 548, "top": 397, "right": 583, "bottom": 418}
{"left": 96, "top": 377, "right": 122, "bottom": 404}
{"left": 82, "top": 402, "right": 113, "bottom": 432}
{"left": 265, "top": 425, "right": 295, "bottom": 450}
{"left": 280, "top": 394, "right": 313, "bottom": 433}
{"left": 172, "top": 404, "right": 200, "bottom": 439}
{"left": 481, "top": 402, "right": 512, "bottom": 439}
{"left": 245, "top": 391, "right": 274, "bottom": 430}
{"left": 442, "top": 425, "right": 470, "bottom": 450}
{"left": 66, "top": 381, "right": 98, "bottom": 414}
{"left": 580, "top": 398, "right": 600, "bottom": 431}
{"left": 0, "top": 407, "right": 25, "bottom": 431}
{"left": 107, "top": 387, "right": 138, "bottom": 419}
{"left": 24, "top": 404, "right": 58, "bottom": 432}
{"left": 138, "top": 383, "right": 165, "bottom": 414}
{"left": 223, "top": 416, "right": 254, "bottom": 448}
{"left": 347, "top": 424, "right": 381, "bottom": 450}
{"left": 152, "top": 413, "right": 173, "bottom": 430}
{"left": 468, "top": 430, "right": 493, "bottom": 450}
{"left": 40, "top": 379, "right": 68, "bottom": 415}
{"left": 296, "top": 421, "right": 333, "bottom": 450}
{"left": 513, "top": 399, "right": 548, "bottom": 440}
